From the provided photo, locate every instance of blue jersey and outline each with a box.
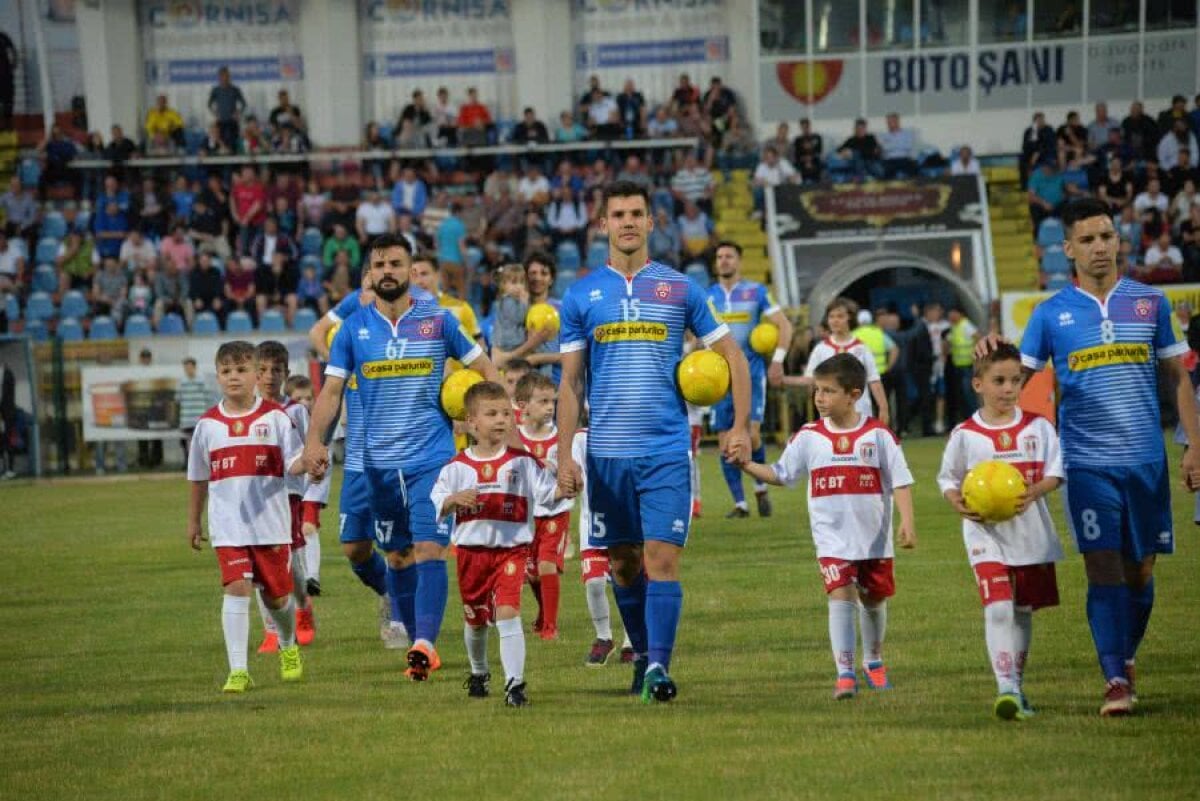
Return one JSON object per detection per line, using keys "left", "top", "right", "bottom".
{"left": 707, "top": 279, "right": 779, "bottom": 379}
{"left": 327, "top": 299, "right": 480, "bottom": 470}
{"left": 1020, "top": 278, "right": 1187, "bottom": 468}
{"left": 342, "top": 375, "right": 364, "bottom": 472}
{"left": 560, "top": 262, "right": 728, "bottom": 457}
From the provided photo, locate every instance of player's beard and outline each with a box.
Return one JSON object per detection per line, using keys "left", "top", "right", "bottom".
{"left": 375, "top": 279, "right": 408, "bottom": 302}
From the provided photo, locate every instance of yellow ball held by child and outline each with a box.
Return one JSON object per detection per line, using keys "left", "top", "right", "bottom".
{"left": 961, "top": 460, "right": 1027, "bottom": 523}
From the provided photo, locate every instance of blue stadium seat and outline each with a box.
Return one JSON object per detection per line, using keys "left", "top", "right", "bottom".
{"left": 123, "top": 314, "right": 152, "bottom": 337}
{"left": 258, "top": 309, "right": 286, "bottom": 333}
{"left": 158, "top": 312, "right": 186, "bottom": 335}
{"left": 1062, "top": 168, "right": 1089, "bottom": 191}
{"left": 684, "top": 261, "right": 710, "bottom": 287}
{"left": 183, "top": 128, "right": 206, "bottom": 155}
{"left": 18, "top": 158, "right": 40, "bottom": 188}
{"left": 377, "top": 124, "right": 394, "bottom": 146}
{"left": 1046, "top": 274, "right": 1073, "bottom": 290}
{"left": 35, "top": 237, "right": 60, "bottom": 265}
{"left": 555, "top": 240, "right": 581, "bottom": 272}
{"left": 9, "top": 237, "right": 28, "bottom": 261}
{"left": 61, "top": 290, "right": 88, "bottom": 320}
{"left": 193, "top": 311, "right": 220, "bottom": 335}
{"left": 4, "top": 294, "right": 19, "bottom": 321}
{"left": 74, "top": 211, "right": 92, "bottom": 234}
{"left": 301, "top": 254, "right": 322, "bottom": 275}
{"left": 24, "top": 319, "right": 49, "bottom": 342}
{"left": 1041, "top": 245, "right": 1070, "bottom": 275}
{"left": 301, "top": 227, "right": 324, "bottom": 256}
{"left": 293, "top": 307, "right": 317, "bottom": 332}
{"left": 89, "top": 315, "right": 118, "bottom": 339}
{"left": 41, "top": 212, "right": 67, "bottom": 240}
{"left": 226, "top": 310, "right": 253, "bottom": 333}
{"left": 57, "top": 317, "right": 84, "bottom": 341}
{"left": 32, "top": 264, "right": 58, "bottom": 294}
{"left": 586, "top": 241, "right": 608, "bottom": 270}
{"left": 25, "top": 292, "right": 56, "bottom": 322}
{"left": 465, "top": 246, "right": 483, "bottom": 270}
{"left": 1036, "top": 217, "right": 1064, "bottom": 248}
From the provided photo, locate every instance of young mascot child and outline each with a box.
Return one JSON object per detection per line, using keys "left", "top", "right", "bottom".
{"left": 431, "top": 381, "right": 563, "bottom": 707}
{"left": 937, "top": 342, "right": 1064, "bottom": 720}
{"left": 739, "top": 353, "right": 915, "bottom": 699}
{"left": 285, "top": 374, "right": 330, "bottom": 597}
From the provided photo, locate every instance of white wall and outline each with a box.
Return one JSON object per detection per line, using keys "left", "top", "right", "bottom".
{"left": 512, "top": 0, "right": 572, "bottom": 122}
{"left": 76, "top": 0, "right": 141, "bottom": 136}
{"left": 298, "top": 0, "right": 361, "bottom": 146}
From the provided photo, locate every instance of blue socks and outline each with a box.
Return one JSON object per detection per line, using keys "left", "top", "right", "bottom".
{"left": 646, "top": 580, "right": 683, "bottom": 672}
{"left": 414, "top": 560, "right": 448, "bottom": 645}
{"left": 1086, "top": 583, "right": 1131, "bottom": 682}
{"left": 350, "top": 551, "right": 387, "bottom": 596}
{"left": 613, "top": 572, "right": 648, "bottom": 655}
{"left": 1128, "top": 578, "right": 1155, "bottom": 661}
{"left": 721, "top": 457, "right": 745, "bottom": 505}
{"left": 385, "top": 562, "right": 417, "bottom": 636}
{"left": 751, "top": 443, "right": 766, "bottom": 466}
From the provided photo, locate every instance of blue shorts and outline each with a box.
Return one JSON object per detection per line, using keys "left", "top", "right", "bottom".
{"left": 1061, "top": 462, "right": 1173, "bottom": 561}
{"left": 712, "top": 374, "right": 767, "bottom": 431}
{"left": 337, "top": 469, "right": 374, "bottom": 545}
{"left": 364, "top": 462, "right": 450, "bottom": 551}
{"left": 586, "top": 453, "right": 692, "bottom": 547}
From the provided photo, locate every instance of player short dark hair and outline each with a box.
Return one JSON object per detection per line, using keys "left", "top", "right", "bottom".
{"left": 183, "top": 357, "right": 196, "bottom": 367}
{"left": 601, "top": 180, "right": 650, "bottom": 215}
{"left": 524, "top": 250, "right": 557, "bottom": 282}
{"left": 464, "top": 380, "right": 510, "bottom": 415}
{"left": 366, "top": 232, "right": 413, "bottom": 259}
{"left": 215, "top": 341, "right": 255, "bottom": 366}
{"left": 714, "top": 240, "right": 742, "bottom": 257}
{"left": 503, "top": 358, "right": 534, "bottom": 379}
{"left": 412, "top": 252, "right": 439, "bottom": 271}
{"left": 254, "top": 340, "right": 290, "bottom": 370}
{"left": 824, "top": 296, "right": 859, "bottom": 322}
{"left": 973, "top": 342, "right": 1022, "bottom": 378}
{"left": 812, "top": 352, "right": 867, "bottom": 393}
{"left": 285, "top": 374, "right": 312, "bottom": 394}
{"left": 1061, "top": 198, "right": 1112, "bottom": 235}
{"left": 514, "top": 371, "right": 556, "bottom": 402}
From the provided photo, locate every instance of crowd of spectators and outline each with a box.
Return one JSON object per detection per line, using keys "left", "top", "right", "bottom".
{"left": 1022, "top": 94, "right": 1200, "bottom": 284}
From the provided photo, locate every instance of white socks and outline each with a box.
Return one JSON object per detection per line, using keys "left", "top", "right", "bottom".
{"left": 585, "top": 578, "right": 613, "bottom": 640}
{"left": 464, "top": 624, "right": 489, "bottom": 675}
{"left": 984, "top": 600, "right": 1019, "bottom": 694}
{"left": 222, "top": 595, "right": 251, "bottom": 671}
{"left": 266, "top": 596, "right": 297, "bottom": 648}
{"left": 828, "top": 599, "right": 857, "bottom": 675}
{"left": 1014, "top": 606, "right": 1033, "bottom": 686}
{"left": 496, "top": 617, "right": 525, "bottom": 684}
{"left": 255, "top": 588, "right": 277, "bottom": 634}
{"left": 304, "top": 532, "right": 321, "bottom": 581}
{"left": 859, "top": 601, "right": 887, "bottom": 666}
{"left": 290, "top": 548, "right": 309, "bottom": 607}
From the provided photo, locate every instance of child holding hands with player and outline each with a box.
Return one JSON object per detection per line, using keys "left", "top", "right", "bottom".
{"left": 737, "top": 353, "right": 915, "bottom": 699}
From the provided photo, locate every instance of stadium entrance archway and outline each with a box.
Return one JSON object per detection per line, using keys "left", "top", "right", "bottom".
{"left": 806, "top": 250, "right": 987, "bottom": 326}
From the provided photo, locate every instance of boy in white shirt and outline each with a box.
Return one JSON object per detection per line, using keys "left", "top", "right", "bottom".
{"left": 938, "top": 343, "right": 1064, "bottom": 721}
{"left": 739, "top": 353, "right": 915, "bottom": 699}
{"left": 431, "top": 381, "right": 563, "bottom": 707}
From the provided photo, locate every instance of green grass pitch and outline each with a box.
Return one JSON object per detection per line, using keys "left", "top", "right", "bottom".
{"left": 2, "top": 437, "right": 1198, "bottom": 801}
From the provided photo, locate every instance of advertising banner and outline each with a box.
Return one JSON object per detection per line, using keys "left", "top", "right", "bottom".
{"left": 81, "top": 365, "right": 196, "bottom": 443}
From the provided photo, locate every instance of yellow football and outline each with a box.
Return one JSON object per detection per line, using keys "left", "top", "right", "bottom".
{"left": 677, "top": 350, "right": 731, "bottom": 406}
{"left": 961, "top": 460, "right": 1027, "bottom": 523}
{"left": 526, "top": 302, "right": 560, "bottom": 334}
{"left": 440, "top": 368, "right": 484, "bottom": 421}
{"left": 749, "top": 322, "right": 779, "bottom": 357}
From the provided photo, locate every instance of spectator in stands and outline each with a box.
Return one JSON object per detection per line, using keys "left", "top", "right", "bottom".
{"left": 1157, "top": 117, "right": 1198, "bottom": 171}
{"left": 55, "top": 230, "right": 94, "bottom": 292}
{"left": 255, "top": 249, "right": 299, "bottom": 324}
{"left": 1094, "top": 126, "right": 1134, "bottom": 170}
{"left": 578, "top": 74, "right": 606, "bottom": 118}
{"left": 648, "top": 206, "right": 681, "bottom": 267}
{"left": 670, "top": 151, "right": 715, "bottom": 215}
{"left": 153, "top": 251, "right": 189, "bottom": 328}
{"left": 1171, "top": 179, "right": 1197, "bottom": 228}
{"left": 133, "top": 177, "right": 168, "bottom": 238}
{"left": 321, "top": 222, "right": 361, "bottom": 274}
{"left": 1056, "top": 110, "right": 1088, "bottom": 164}
{"left": 238, "top": 117, "right": 270, "bottom": 156}
{"left": 616, "top": 79, "right": 647, "bottom": 139}
{"left": 677, "top": 102, "right": 714, "bottom": 166}
{"left": 1156, "top": 94, "right": 1189, "bottom": 137}
{"left": 490, "top": 263, "right": 530, "bottom": 365}
{"left": 517, "top": 164, "right": 551, "bottom": 205}
{"left": 436, "top": 201, "right": 469, "bottom": 297}
{"left": 615, "top": 154, "right": 653, "bottom": 191}
{"left": 187, "top": 194, "right": 230, "bottom": 260}
{"left": 324, "top": 170, "right": 360, "bottom": 232}
{"left": 583, "top": 158, "right": 613, "bottom": 193}
{"left": 457, "top": 87, "right": 493, "bottom": 147}
{"left": 128, "top": 267, "right": 154, "bottom": 318}
{"left": 647, "top": 105, "right": 679, "bottom": 140}
{"left": 545, "top": 186, "right": 587, "bottom": 254}
{"left": 271, "top": 194, "right": 297, "bottom": 236}
{"left": 433, "top": 86, "right": 458, "bottom": 146}
{"left": 272, "top": 123, "right": 309, "bottom": 158}
{"left": 1141, "top": 231, "right": 1184, "bottom": 283}
{"left": 171, "top": 176, "right": 196, "bottom": 225}
{"left": 1167, "top": 150, "right": 1198, "bottom": 196}
{"left": 61, "top": 200, "right": 86, "bottom": 235}
{"left": 510, "top": 208, "right": 547, "bottom": 263}
{"left": 143, "top": 131, "right": 173, "bottom": 157}
{"left": 36, "top": 124, "right": 79, "bottom": 199}
{"left": 323, "top": 249, "right": 354, "bottom": 306}
{"left": 208, "top": 66, "right": 246, "bottom": 151}
{"left": 300, "top": 178, "right": 327, "bottom": 229}
{"left": 950, "top": 146, "right": 980, "bottom": 176}
{"left": 718, "top": 107, "right": 758, "bottom": 170}
{"left": 837, "top": 118, "right": 882, "bottom": 178}
{"left": 586, "top": 85, "right": 621, "bottom": 140}
{"left": 879, "top": 112, "right": 917, "bottom": 178}
{"left": 230, "top": 166, "right": 267, "bottom": 256}
{"left": 0, "top": 176, "right": 37, "bottom": 239}
{"left": 701, "top": 76, "right": 737, "bottom": 129}
{"left": 119, "top": 229, "right": 157, "bottom": 273}
{"left": 355, "top": 188, "right": 396, "bottom": 242}
{"left": 104, "top": 125, "right": 137, "bottom": 165}
{"left": 396, "top": 212, "right": 423, "bottom": 254}
{"left": 189, "top": 251, "right": 224, "bottom": 322}
{"left": 554, "top": 110, "right": 588, "bottom": 145}
{"left": 91, "top": 256, "right": 128, "bottom": 323}
{"left": 394, "top": 116, "right": 430, "bottom": 150}
{"left": 1121, "top": 101, "right": 1159, "bottom": 162}
{"left": 1020, "top": 111, "right": 1057, "bottom": 188}
{"left": 752, "top": 146, "right": 798, "bottom": 208}
{"left": 224, "top": 256, "right": 257, "bottom": 324}
{"left": 672, "top": 73, "right": 700, "bottom": 111}
{"left": 297, "top": 259, "right": 325, "bottom": 313}
{"left": 145, "top": 94, "right": 184, "bottom": 149}
{"left": 269, "top": 89, "right": 304, "bottom": 133}
{"left": 1181, "top": 204, "right": 1200, "bottom": 279}
{"left": 93, "top": 191, "right": 130, "bottom": 262}
{"left": 762, "top": 122, "right": 791, "bottom": 159}
{"left": 0, "top": 230, "right": 24, "bottom": 295}
{"left": 390, "top": 166, "right": 427, "bottom": 220}
{"left": 1087, "top": 102, "right": 1120, "bottom": 153}
{"left": 1098, "top": 156, "right": 1133, "bottom": 212}
{"left": 677, "top": 200, "right": 714, "bottom": 260}
{"left": 511, "top": 107, "right": 550, "bottom": 146}
{"left": 483, "top": 184, "right": 524, "bottom": 246}
{"left": 1115, "top": 203, "right": 1142, "bottom": 258}
{"left": 202, "top": 122, "right": 230, "bottom": 157}
{"left": 398, "top": 89, "right": 432, "bottom": 136}
{"left": 1134, "top": 177, "right": 1169, "bottom": 218}
{"left": 250, "top": 215, "right": 298, "bottom": 271}
{"left": 1027, "top": 159, "right": 1065, "bottom": 232}
{"left": 550, "top": 161, "right": 584, "bottom": 196}
{"left": 790, "top": 117, "right": 822, "bottom": 183}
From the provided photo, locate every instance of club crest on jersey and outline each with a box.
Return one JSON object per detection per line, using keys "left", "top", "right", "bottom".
{"left": 654, "top": 281, "right": 672, "bottom": 300}
{"left": 835, "top": 435, "right": 851, "bottom": 454}
{"left": 997, "top": 431, "right": 1013, "bottom": 450}
{"left": 253, "top": 423, "right": 270, "bottom": 440}
{"left": 231, "top": 420, "right": 245, "bottom": 435}
{"left": 418, "top": 320, "right": 436, "bottom": 338}
{"left": 481, "top": 463, "right": 494, "bottom": 480}
{"left": 1134, "top": 298, "right": 1152, "bottom": 318}
{"left": 858, "top": 441, "right": 876, "bottom": 462}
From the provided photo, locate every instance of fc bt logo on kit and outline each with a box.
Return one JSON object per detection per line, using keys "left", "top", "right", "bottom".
{"left": 419, "top": 320, "right": 435, "bottom": 338}
{"left": 655, "top": 282, "right": 671, "bottom": 300}
{"left": 858, "top": 441, "right": 876, "bottom": 462}
{"left": 1134, "top": 298, "right": 1152, "bottom": 318}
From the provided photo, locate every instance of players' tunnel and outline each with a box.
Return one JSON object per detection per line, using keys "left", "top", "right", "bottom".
{"left": 806, "top": 250, "right": 988, "bottom": 325}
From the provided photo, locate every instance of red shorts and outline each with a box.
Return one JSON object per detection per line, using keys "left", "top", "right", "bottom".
{"left": 973, "top": 562, "right": 1060, "bottom": 610}
{"left": 580, "top": 548, "right": 611, "bottom": 583}
{"left": 528, "top": 511, "right": 569, "bottom": 577}
{"left": 300, "top": 500, "right": 323, "bottom": 529}
{"left": 817, "top": 557, "right": 895, "bottom": 598}
{"left": 216, "top": 544, "right": 293, "bottom": 599}
{"left": 288, "top": 495, "right": 305, "bottom": 549}
{"left": 457, "top": 544, "right": 529, "bottom": 626}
